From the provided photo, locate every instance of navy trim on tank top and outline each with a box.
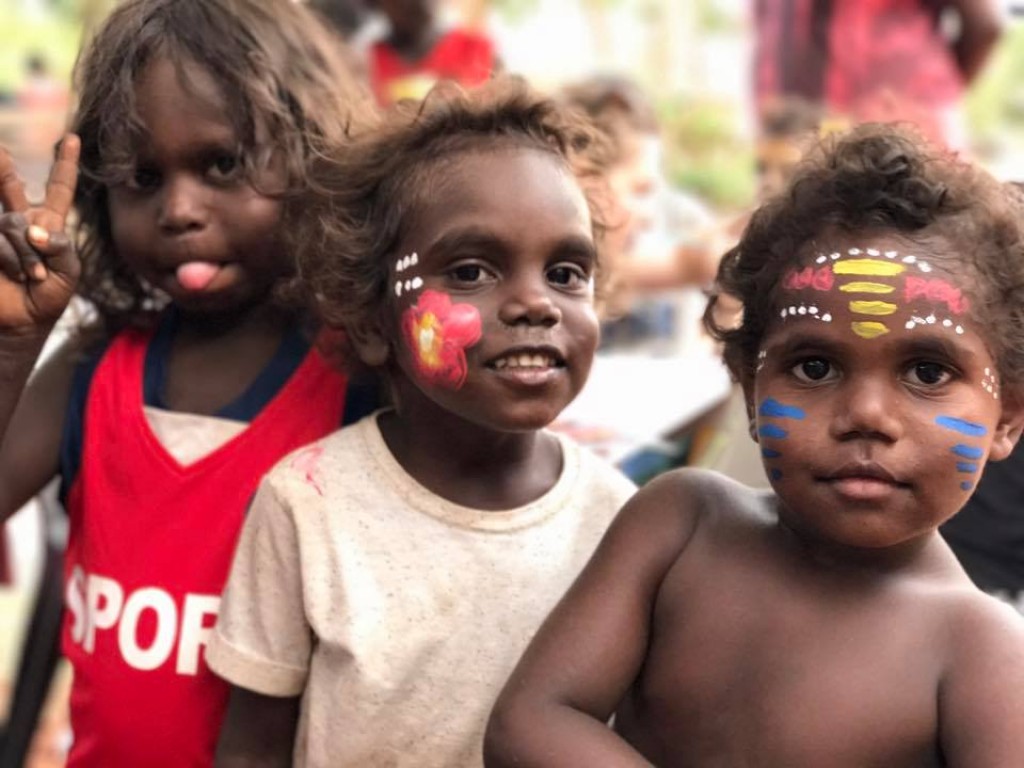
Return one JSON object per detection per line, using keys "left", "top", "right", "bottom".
{"left": 59, "top": 311, "right": 313, "bottom": 505}
{"left": 143, "top": 309, "right": 309, "bottom": 422}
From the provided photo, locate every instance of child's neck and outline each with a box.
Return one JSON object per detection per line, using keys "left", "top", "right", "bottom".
{"left": 377, "top": 406, "right": 563, "bottom": 511}
{"left": 161, "top": 302, "right": 298, "bottom": 416}
{"left": 773, "top": 514, "right": 952, "bottom": 579}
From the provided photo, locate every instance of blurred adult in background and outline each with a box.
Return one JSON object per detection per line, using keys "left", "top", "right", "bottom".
{"left": 561, "top": 75, "right": 719, "bottom": 355}
{"left": 368, "top": 0, "right": 497, "bottom": 106}
{"left": 753, "top": 0, "right": 1003, "bottom": 149}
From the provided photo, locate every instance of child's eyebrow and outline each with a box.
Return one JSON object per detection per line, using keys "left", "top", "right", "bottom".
{"left": 773, "top": 329, "right": 980, "bottom": 363}
{"left": 770, "top": 330, "right": 846, "bottom": 356}
{"left": 890, "top": 334, "right": 978, "bottom": 362}
{"left": 426, "top": 227, "right": 597, "bottom": 261}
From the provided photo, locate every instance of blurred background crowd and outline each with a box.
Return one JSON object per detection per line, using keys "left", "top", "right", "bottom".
{"left": 1, "top": 0, "right": 1023, "bottom": 764}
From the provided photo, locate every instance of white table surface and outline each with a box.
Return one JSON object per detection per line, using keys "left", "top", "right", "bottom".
{"left": 555, "top": 351, "right": 733, "bottom": 465}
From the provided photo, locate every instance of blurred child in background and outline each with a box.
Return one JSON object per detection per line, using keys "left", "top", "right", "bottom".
{"left": 562, "top": 75, "right": 718, "bottom": 355}
{"left": 369, "top": 0, "right": 497, "bottom": 106}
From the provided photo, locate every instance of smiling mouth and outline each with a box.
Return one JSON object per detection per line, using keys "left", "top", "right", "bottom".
{"left": 489, "top": 351, "right": 565, "bottom": 370}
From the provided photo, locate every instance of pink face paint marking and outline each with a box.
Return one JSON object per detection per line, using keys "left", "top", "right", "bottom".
{"left": 903, "top": 276, "right": 968, "bottom": 314}
{"left": 783, "top": 265, "right": 835, "bottom": 292}
{"left": 290, "top": 445, "right": 325, "bottom": 496}
{"left": 401, "top": 289, "right": 482, "bottom": 389}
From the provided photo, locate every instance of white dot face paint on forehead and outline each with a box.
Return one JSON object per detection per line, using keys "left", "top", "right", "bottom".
{"left": 779, "top": 304, "right": 830, "bottom": 322}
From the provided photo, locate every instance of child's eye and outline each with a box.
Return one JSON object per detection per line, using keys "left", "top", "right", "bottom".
{"left": 905, "top": 361, "right": 952, "bottom": 387}
{"left": 791, "top": 357, "right": 835, "bottom": 383}
{"left": 126, "top": 167, "right": 161, "bottom": 191}
{"left": 547, "top": 263, "right": 590, "bottom": 289}
{"left": 448, "top": 263, "right": 494, "bottom": 285}
{"left": 208, "top": 154, "right": 242, "bottom": 181}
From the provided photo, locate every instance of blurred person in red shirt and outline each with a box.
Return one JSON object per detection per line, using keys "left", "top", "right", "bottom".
{"left": 753, "top": 0, "right": 1003, "bottom": 149}
{"left": 369, "top": 0, "right": 496, "bottom": 106}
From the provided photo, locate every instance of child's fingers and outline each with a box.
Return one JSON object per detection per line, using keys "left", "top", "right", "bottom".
{"left": 34, "top": 134, "right": 81, "bottom": 233}
{"left": 0, "top": 213, "right": 44, "bottom": 282}
{"left": 0, "top": 147, "right": 30, "bottom": 215}
{"left": 28, "top": 229, "right": 79, "bottom": 284}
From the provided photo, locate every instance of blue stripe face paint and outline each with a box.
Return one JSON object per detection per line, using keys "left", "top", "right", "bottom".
{"left": 758, "top": 424, "right": 788, "bottom": 439}
{"left": 951, "top": 444, "right": 984, "bottom": 460}
{"left": 937, "top": 416, "right": 987, "bottom": 493}
{"left": 758, "top": 398, "right": 806, "bottom": 420}
{"left": 757, "top": 398, "right": 803, "bottom": 481}
{"left": 935, "top": 416, "right": 988, "bottom": 437}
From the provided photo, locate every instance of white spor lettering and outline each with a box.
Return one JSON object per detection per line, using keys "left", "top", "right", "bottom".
{"left": 66, "top": 570, "right": 220, "bottom": 676}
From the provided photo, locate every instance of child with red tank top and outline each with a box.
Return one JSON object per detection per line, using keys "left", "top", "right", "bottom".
{"left": 369, "top": 0, "right": 496, "bottom": 106}
{"left": 0, "top": 1, "right": 375, "bottom": 765}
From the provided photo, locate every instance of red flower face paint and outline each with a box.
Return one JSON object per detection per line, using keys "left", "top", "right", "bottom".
{"left": 402, "top": 289, "right": 483, "bottom": 389}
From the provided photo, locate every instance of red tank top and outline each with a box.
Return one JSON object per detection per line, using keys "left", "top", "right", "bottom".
{"left": 370, "top": 28, "right": 495, "bottom": 106}
{"left": 61, "top": 328, "right": 348, "bottom": 767}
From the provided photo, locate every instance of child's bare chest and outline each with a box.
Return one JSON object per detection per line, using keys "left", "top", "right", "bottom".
{"left": 616, "top": 545, "right": 946, "bottom": 767}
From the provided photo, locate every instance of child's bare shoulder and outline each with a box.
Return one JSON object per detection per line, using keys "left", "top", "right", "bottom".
{"left": 943, "top": 587, "right": 1024, "bottom": 660}
{"left": 629, "top": 467, "right": 774, "bottom": 523}
{"left": 613, "top": 467, "right": 774, "bottom": 557}
{"left": 936, "top": 588, "right": 1024, "bottom": 762}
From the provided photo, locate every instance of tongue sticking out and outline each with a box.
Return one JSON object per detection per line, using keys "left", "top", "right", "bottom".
{"left": 176, "top": 262, "right": 221, "bottom": 292}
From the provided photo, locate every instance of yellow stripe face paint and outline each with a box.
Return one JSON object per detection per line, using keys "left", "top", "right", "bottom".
{"left": 849, "top": 301, "right": 897, "bottom": 316}
{"left": 839, "top": 282, "right": 895, "bottom": 294}
{"left": 851, "top": 321, "right": 890, "bottom": 339}
{"left": 833, "top": 259, "right": 906, "bottom": 277}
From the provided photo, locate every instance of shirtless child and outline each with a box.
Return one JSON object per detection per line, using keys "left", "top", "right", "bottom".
{"left": 485, "top": 124, "right": 1024, "bottom": 768}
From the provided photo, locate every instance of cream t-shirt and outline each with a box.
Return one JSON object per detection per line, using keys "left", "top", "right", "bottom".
{"left": 207, "top": 412, "right": 635, "bottom": 767}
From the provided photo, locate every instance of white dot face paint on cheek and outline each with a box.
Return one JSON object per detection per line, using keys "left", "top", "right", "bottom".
{"left": 393, "top": 253, "right": 425, "bottom": 300}
{"left": 982, "top": 367, "right": 1000, "bottom": 400}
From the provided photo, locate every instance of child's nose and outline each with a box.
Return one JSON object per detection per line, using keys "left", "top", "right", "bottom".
{"left": 157, "top": 176, "right": 207, "bottom": 234}
{"left": 829, "top": 379, "right": 903, "bottom": 443}
{"left": 498, "top": 280, "right": 561, "bottom": 328}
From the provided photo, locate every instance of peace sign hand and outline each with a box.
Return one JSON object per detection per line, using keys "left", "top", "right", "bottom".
{"left": 0, "top": 134, "right": 81, "bottom": 332}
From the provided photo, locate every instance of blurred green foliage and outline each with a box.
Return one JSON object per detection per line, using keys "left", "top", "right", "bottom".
{"left": 0, "top": 4, "right": 81, "bottom": 98}
{"left": 659, "top": 96, "right": 756, "bottom": 211}
{"left": 965, "top": 22, "right": 1024, "bottom": 148}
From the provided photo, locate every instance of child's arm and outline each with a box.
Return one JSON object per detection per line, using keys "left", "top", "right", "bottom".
{"left": 939, "top": 598, "right": 1024, "bottom": 766}
{"left": 484, "top": 470, "right": 705, "bottom": 767}
{"left": 207, "top": 476, "right": 313, "bottom": 766}
{"left": 0, "top": 137, "right": 81, "bottom": 520}
{"left": 215, "top": 688, "right": 300, "bottom": 768}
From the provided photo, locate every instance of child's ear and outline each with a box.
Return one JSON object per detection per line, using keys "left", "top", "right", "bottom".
{"left": 348, "top": 319, "right": 390, "bottom": 368}
{"left": 989, "top": 395, "right": 1024, "bottom": 462}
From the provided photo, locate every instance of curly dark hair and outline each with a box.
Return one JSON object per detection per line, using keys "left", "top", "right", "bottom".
{"left": 70, "top": 0, "right": 371, "bottom": 333}
{"left": 288, "top": 75, "right": 610, "bottom": 364}
{"left": 704, "top": 123, "right": 1024, "bottom": 399}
